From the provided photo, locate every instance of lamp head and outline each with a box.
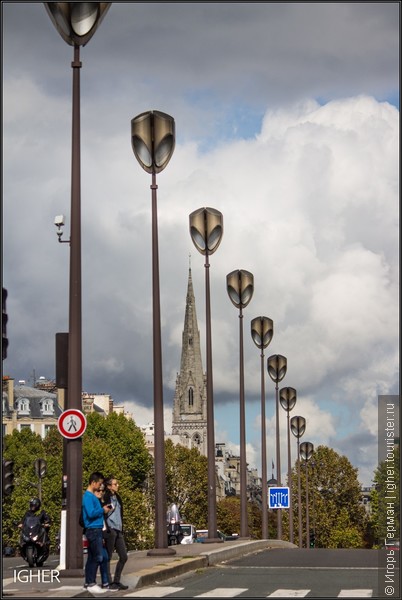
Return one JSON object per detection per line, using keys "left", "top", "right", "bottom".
{"left": 267, "top": 354, "right": 287, "bottom": 383}
{"left": 226, "top": 269, "right": 254, "bottom": 309}
{"left": 290, "top": 415, "right": 306, "bottom": 439}
{"left": 44, "top": 2, "right": 111, "bottom": 46}
{"left": 131, "top": 110, "right": 175, "bottom": 174}
{"left": 189, "top": 207, "right": 223, "bottom": 255}
{"left": 54, "top": 215, "right": 65, "bottom": 227}
{"left": 279, "top": 386, "right": 297, "bottom": 412}
{"left": 300, "top": 441, "right": 314, "bottom": 461}
{"left": 251, "top": 316, "right": 273, "bottom": 349}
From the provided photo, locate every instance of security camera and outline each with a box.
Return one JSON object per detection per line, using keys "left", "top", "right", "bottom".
{"left": 54, "top": 215, "right": 65, "bottom": 227}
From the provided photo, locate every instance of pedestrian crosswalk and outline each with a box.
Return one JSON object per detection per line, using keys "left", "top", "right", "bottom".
{"left": 124, "top": 587, "right": 374, "bottom": 597}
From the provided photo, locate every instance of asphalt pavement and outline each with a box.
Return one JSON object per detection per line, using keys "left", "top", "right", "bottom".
{"left": 2, "top": 538, "right": 295, "bottom": 598}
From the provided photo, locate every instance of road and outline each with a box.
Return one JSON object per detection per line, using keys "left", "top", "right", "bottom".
{"left": 126, "top": 549, "right": 394, "bottom": 598}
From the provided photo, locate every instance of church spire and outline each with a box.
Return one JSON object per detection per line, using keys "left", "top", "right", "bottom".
{"left": 171, "top": 266, "right": 207, "bottom": 454}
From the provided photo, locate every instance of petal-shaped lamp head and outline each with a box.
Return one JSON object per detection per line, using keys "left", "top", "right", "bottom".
{"left": 267, "top": 354, "right": 287, "bottom": 383}
{"left": 189, "top": 207, "right": 223, "bottom": 255}
{"left": 251, "top": 316, "right": 274, "bottom": 349}
{"left": 226, "top": 270, "right": 254, "bottom": 309}
{"left": 44, "top": 2, "right": 111, "bottom": 46}
{"left": 131, "top": 110, "right": 175, "bottom": 174}
{"left": 279, "top": 387, "right": 297, "bottom": 412}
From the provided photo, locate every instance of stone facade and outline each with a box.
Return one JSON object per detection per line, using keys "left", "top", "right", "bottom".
{"left": 171, "top": 268, "right": 207, "bottom": 456}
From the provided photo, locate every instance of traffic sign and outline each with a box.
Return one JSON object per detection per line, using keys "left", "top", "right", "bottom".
{"left": 268, "top": 486, "right": 290, "bottom": 509}
{"left": 57, "top": 409, "right": 87, "bottom": 439}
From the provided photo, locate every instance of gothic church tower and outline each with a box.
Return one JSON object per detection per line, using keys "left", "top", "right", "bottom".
{"left": 171, "top": 267, "right": 207, "bottom": 455}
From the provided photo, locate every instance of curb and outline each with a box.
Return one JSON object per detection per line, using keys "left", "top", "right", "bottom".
{"left": 131, "top": 555, "right": 208, "bottom": 589}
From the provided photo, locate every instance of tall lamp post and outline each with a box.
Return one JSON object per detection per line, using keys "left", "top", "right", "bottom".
{"left": 251, "top": 317, "right": 274, "bottom": 539}
{"left": 189, "top": 207, "right": 223, "bottom": 543}
{"left": 290, "top": 415, "right": 306, "bottom": 548}
{"left": 131, "top": 110, "right": 175, "bottom": 555}
{"left": 227, "top": 269, "right": 254, "bottom": 538}
{"left": 44, "top": 2, "right": 110, "bottom": 574}
{"left": 300, "top": 441, "right": 314, "bottom": 549}
{"left": 279, "top": 387, "right": 297, "bottom": 543}
{"left": 267, "top": 354, "right": 287, "bottom": 539}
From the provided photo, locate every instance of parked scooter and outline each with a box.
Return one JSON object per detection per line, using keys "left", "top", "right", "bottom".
{"left": 19, "top": 498, "right": 51, "bottom": 567}
{"left": 166, "top": 503, "right": 183, "bottom": 546}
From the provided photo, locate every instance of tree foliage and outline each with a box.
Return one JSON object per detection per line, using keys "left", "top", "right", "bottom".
{"left": 2, "top": 412, "right": 154, "bottom": 551}
{"left": 282, "top": 445, "right": 367, "bottom": 548}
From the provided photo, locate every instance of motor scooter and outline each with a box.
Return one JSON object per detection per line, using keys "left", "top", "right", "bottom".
{"left": 19, "top": 513, "right": 50, "bottom": 567}
{"left": 166, "top": 503, "right": 183, "bottom": 546}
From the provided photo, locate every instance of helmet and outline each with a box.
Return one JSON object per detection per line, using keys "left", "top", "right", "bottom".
{"left": 29, "top": 497, "right": 41, "bottom": 512}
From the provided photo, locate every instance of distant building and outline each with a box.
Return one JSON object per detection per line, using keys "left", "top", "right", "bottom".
{"left": 2, "top": 375, "right": 126, "bottom": 438}
{"left": 2, "top": 376, "right": 62, "bottom": 438}
{"left": 171, "top": 267, "right": 207, "bottom": 456}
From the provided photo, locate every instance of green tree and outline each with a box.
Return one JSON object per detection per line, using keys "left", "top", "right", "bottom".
{"left": 216, "top": 496, "right": 266, "bottom": 539}
{"left": 2, "top": 412, "right": 155, "bottom": 551}
{"left": 283, "top": 445, "right": 367, "bottom": 548}
{"left": 160, "top": 439, "right": 209, "bottom": 528}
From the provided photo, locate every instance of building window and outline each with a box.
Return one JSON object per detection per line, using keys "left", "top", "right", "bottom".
{"left": 43, "top": 424, "right": 56, "bottom": 438}
{"left": 16, "top": 398, "right": 30, "bottom": 415}
{"left": 19, "top": 424, "right": 33, "bottom": 432}
{"left": 40, "top": 398, "right": 54, "bottom": 415}
{"left": 188, "top": 387, "right": 194, "bottom": 406}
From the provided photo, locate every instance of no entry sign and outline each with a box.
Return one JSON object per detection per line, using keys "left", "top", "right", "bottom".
{"left": 58, "top": 408, "right": 87, "bottom": 439}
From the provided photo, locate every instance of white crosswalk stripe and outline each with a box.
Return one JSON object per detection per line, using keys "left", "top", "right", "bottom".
{"left": 338, "top": 591, "right": 373, "bottom": 597}
{"left": 196, "top": 589, "right": 248, "bottom": 597}
{"left": 123, "top": 587, "right": 375, "bottom": 598}
{"left": 125, "top": 587, "right": 184, "bottom": 597}
{"left": 268, "top": 591, "right": 310, "bottom": 598}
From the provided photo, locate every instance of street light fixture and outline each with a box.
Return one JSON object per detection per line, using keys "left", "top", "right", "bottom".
{"left": 44, "top": 1, "right": 111, "bottom": 574}
{"left": 251, "top": 317, "right": 274, "bottom": 539}
{"left": 290, "top": 415, "right": 306, "bottom": 548}
{"left": 189, "top": 207, "right": 223, "bottom": 543}
{"left": 131, "top": 110, "right": 175, "bottom": 555}
{"left": 267, "top": 354, "right": 287, "bottom": 539}
{"left": 227, "top": 269, "right": 254, "bottom": 538}
{"left": 279, "top": 386, "right": 297, "bottom": 543}
{"left": 300, "top": 441, "right": 314, "bottom": 549}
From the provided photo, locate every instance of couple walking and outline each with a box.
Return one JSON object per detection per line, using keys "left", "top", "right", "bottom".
{"left": 82, "top": 472, "right": 128, "bottom": 593}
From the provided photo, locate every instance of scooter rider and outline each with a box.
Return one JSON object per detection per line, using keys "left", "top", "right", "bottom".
{"left": 19, "top": 498, "right": 51, "bottom": 543}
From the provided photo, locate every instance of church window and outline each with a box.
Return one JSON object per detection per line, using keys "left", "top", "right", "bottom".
{"left": 189, "top": 337, "right": 193, "bottom": 346}
{"left": 188, "top": 387, "right": 194, "bottom": 406}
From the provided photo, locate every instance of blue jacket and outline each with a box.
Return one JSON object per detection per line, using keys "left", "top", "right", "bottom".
{"left": 82, "top": 490, "right": 104, "bottom": 529}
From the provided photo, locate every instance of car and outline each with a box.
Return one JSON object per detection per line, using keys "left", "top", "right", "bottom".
{"left": 180, "top": 524, "right": 197, "bottom": 544}
{"left": 386, "top": 539, "right": 400, "bottom": 551}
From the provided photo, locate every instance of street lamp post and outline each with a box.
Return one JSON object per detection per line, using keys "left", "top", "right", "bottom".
{"left": 279, "top": 387, "right": 297, "bottom": 543}
{"left": 290, "top": 415, "right": 306, "bottom": 548}
{"left": 189, "top": 207, "right": 223, "bottom": 543}
{"left": 131, "top": 110, "right": 175, "bottom": 555}
{"left": 44, "top": 2, "right": 111, "bottom": 574}
{"left": 267, "top": 354, "right": 287, "bottom": 539}
{"left": 300, "top": 441, "right": 314, "bottom": 549}
{"left": 227, "top": 270, "right": 254, "bottom": 538}
{"left": 251, "top": 317, "right": 274, "bottom": 539}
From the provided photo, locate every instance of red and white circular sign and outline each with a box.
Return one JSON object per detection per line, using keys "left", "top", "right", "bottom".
{"left": 58, "top": 409, "right": 87, "bottom": 439}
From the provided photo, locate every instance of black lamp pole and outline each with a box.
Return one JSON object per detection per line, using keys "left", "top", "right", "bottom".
{"left": 267, "top": 354, "right": 287, "bottom": 539}
{"left": 291, "top": 415, "right": 306, "bottom": 548}
{"left": 300, "top": 441, "right": 314, "bottom": 549}
{"left": 251, "top": 317, "right": 274, "bottom": 539}
{"left": 279, "top": 386, "right": 297, "bottom": 543}
{"left": 189, "top": 207, "right": 223, "bottom": 543}
{"left": 44, "top": 2, "right": 111, "bottom": 574}
{"left": 227, "top": 270, "right": 254, "bottom": 538}
{"left": 131, "top": 110, "right": 175, "bottom": 555}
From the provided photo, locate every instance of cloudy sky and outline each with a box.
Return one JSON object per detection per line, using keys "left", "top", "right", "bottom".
{"left": 2, "top": 2, "right": 399, "bottom": 487}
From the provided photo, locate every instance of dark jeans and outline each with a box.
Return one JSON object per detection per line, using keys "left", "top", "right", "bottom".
{"left": 106, "top": 529, "right": 127, "bottom": 584}
{"left": 85, "top": 528, "right": 104, "bottom": 586}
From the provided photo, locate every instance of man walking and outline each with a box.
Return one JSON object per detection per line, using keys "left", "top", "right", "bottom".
{"left": 82, "top": 472, "right": 112, "bottom": 594}
{"left": 104, "top": 477, "right": 129, "bottom": 591}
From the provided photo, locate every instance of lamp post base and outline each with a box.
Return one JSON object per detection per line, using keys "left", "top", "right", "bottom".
{"left": 147, "top": 547, "right": 176, "bottom": 556}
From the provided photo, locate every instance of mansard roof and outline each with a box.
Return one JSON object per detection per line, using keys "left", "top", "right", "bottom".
{"left": 12, "top": 384, "right": 62, "bottom": 419}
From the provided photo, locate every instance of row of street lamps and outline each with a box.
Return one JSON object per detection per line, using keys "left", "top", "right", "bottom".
{"left": 45, "top": 2, "right": 316, "bottom": 570}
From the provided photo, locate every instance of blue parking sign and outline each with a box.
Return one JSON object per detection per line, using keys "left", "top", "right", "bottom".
{"left": 268, "top": 486, "right": 290, "bottom": 509}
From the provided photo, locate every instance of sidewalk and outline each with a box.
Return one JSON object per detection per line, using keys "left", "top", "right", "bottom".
{"left": 2, "top": 539, "right": 295, "bottom": 598}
